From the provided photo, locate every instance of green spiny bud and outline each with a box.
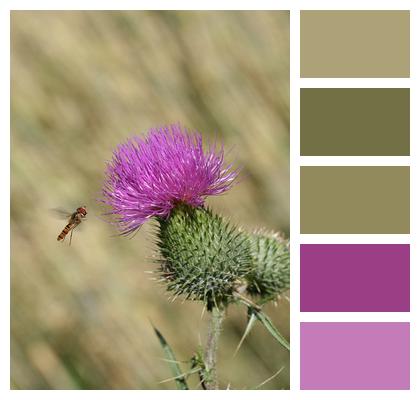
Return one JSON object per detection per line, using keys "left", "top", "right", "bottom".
{"left": 245, "top": 230, "right": 290, "bottom": 301}
{"left": 156, "top": 204, "right": 252, "bottom": 309}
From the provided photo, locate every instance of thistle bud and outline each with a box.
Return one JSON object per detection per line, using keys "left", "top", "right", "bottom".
{"left": 245, "top": 231, "right": 290, "bottom": 301}
{"left": 156, "top": 205, "right": 252, "bottom": 309}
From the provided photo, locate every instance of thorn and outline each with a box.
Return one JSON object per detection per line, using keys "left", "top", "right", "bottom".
{"left": 254, "top": 366, "right": 285, "bottom": 389}
{"left": 200, "top": 305, "right": 206, "bottom": 320}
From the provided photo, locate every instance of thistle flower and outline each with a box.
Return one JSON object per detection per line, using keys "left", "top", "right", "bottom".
{"left": 100, "top": 124, "right": 239, "bottom": 235}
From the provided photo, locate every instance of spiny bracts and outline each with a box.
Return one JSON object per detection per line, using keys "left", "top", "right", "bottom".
{"left": 156, "top": 205, "right": 251, "bottom": 309}
{"left": 245, "top": 230, "right": 290, "bottom": 302}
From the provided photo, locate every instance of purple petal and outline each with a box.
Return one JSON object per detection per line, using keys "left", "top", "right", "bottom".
{"left": 99, "top": 124, "right": 239, "bottom": 235}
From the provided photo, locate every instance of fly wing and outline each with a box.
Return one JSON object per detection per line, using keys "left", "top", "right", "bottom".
{"left": 49, "top": 208, "right": 72, "bottom": 220}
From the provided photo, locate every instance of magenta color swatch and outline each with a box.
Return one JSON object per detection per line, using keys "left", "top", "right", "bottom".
{"left": 300, "top": 322, "right": 410, "bottom": 390}
{"left": 300, "top": 244, "right": 410, "bottom": 312}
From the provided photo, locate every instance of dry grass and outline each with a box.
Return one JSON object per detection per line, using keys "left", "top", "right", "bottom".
{"left": 11, "top": 10, "right": 290, "bottom": 389}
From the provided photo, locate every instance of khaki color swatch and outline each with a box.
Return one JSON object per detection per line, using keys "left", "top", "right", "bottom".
{"left": 301, "top": 89, "right": 410, "bottom": 156}
{"left": 301, "top": 167, "right": 410, "bottom": 234}
{"left": 301, "top": 11, "right": 410, "bottom": 78}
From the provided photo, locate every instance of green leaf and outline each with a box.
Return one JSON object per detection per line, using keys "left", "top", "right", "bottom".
{"left": 152, "top": 324, "right": 189, "bottom": 389}
{"left": 253, "top": 308, "right": 290, "bottom": 351}
{"left": 234, "top": 312, "right": 258, "bottom": 356}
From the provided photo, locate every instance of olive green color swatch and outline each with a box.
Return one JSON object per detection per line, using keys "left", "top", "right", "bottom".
{"left": 300, "top": 88, "right": 410, "bottom": 156}
{"left": 301, "top": 11, "right": 410, "bottom": 78}
{"left": 300, "top": 167, "right": 410, "bottom": 234}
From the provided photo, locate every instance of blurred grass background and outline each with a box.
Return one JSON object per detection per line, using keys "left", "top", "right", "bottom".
{"left": 11, "top": 10, "right": 290, "bottom": 389}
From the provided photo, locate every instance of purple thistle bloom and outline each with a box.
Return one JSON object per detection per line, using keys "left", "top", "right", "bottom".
{"left": 100, "top": 124, "right": 239, "bottom": 235}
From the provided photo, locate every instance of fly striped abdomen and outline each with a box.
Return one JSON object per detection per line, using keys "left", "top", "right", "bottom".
{"left": 57, "top": 223, "right": 74, "bottom": 241}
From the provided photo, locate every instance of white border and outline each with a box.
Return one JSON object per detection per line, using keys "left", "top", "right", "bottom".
{"left": 300, "top": 235, "right": 411, "bottom": 244}
{"left": 300, "top": 157, "right": 411, "bottom": 166}
{"left": 3, "top": 0, "right": 418, "bottom": 11}
{"left": 409, "top": 5, "right": 418, "bottom": 396}
{"left": 1, "top": 0, "right": 10, "bottom": 397}
{"left": 301, "top": 79, "right": 411, "bottom": 88}
{"left": 3, "top": 1, "right": 419, "bottom": 399}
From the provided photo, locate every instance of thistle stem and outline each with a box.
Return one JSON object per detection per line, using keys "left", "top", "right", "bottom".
{"left": 204, "top": 306, "right": 225, "bottom": 389}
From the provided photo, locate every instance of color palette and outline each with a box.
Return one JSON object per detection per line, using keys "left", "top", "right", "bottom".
{"left": 300, "top": 10, "right": 410, "bottom": 78}
{"left": 300, "top": 244, "right": 410, "bottom": 312}
{"left": 299, "top": 9, "right": 411, "bottom": 391}
{"left": 301, "top": 89, "right": 410, "bottom": 156}
{"left": 300, "top": 166, "right": 410, "bottom": 234}
{"left": 300, "top": 323, "right": 410, "bottom": 390}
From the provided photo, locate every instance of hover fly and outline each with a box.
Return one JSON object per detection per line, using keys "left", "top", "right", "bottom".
{"left": 56, "top": 206, "right": 87, "bottom": 245}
